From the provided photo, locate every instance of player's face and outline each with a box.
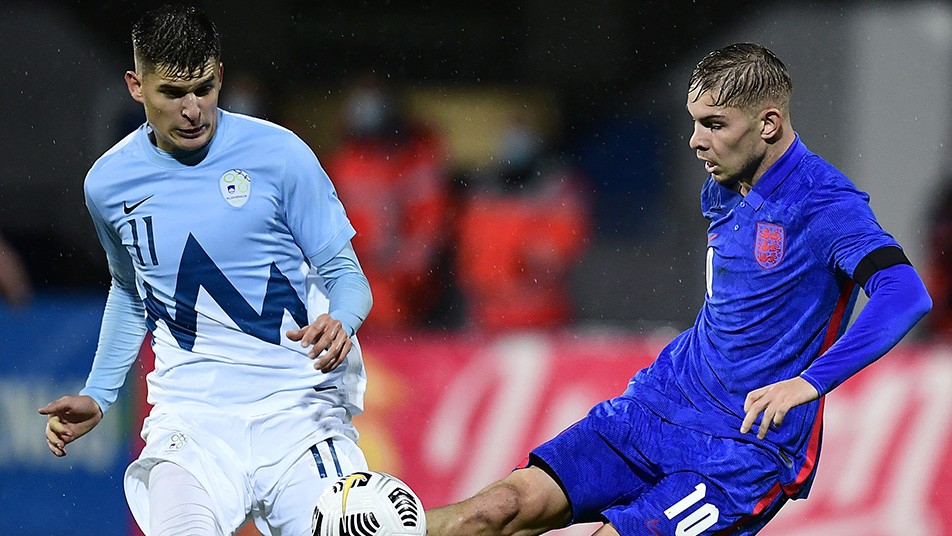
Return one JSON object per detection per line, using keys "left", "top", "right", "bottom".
{"left": 126, "top": 59, "right": 222, "bottom": 153}
{"left": 687, "top": 88, "right": 767, "bottom": 191}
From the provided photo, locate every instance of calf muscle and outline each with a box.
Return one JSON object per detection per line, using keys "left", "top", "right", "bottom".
{"left": 426, "top": 466, "right": 571, "bottom": 536}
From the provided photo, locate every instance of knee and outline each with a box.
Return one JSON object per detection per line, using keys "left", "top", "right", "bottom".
{"left": 481, "top": 482, "right": 525, "bottom": 531}
{"left": 452, "top": 482, "right": 527, "bottom": 536}
{"left": 428, "top": 467, "right": 567, "bottom": 536}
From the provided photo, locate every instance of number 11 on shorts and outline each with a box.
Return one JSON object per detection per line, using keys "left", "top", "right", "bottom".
{"left": 663, "top": 483, "right": 719, "bottom": 536}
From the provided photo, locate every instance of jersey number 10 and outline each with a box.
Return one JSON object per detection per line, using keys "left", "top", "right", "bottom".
{"left": 664, "top": 483, "right": 719, "bottom": 536}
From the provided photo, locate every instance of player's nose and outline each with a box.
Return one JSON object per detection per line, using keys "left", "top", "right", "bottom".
{"left": 689, "top": 123, "right": 707, "bottom": 151}
{"left": 181, "top": 93, "right": 200, "bottom": 122}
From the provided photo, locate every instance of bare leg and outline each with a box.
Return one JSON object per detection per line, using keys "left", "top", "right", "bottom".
{"left": 426, "top": 466, "right": 572, "bottom": 536}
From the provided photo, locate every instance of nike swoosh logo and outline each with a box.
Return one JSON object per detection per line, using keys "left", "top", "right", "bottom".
{"left": 123, "top": 195, "right": 154, "bottom": 214}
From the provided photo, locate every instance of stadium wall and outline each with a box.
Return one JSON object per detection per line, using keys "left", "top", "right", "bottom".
{"left": 3, "top": 297, "right": 951, "bottom": 535}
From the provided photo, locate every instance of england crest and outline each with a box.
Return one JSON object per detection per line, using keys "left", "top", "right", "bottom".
{"left": 220, "top": 169, "right": 251, "bottom": 207}
{"left": 755, "top": 222, "right": 784, "bottom": 269}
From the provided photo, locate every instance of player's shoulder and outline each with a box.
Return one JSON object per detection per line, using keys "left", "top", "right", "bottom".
{"left": 798, "top": 151, "right": 843, "bottom": 180}
{"left": 797, "top": 153, "right": 868, "bottom": 203}
{"left": 788, "top": 152, "right": 875, "bottom": 227}
{"left": 221, "top": 110, "right": 310, "bottom": 150}
{"left": 85, "top": 128, "right": 144, "bottom": 196}
{"left": 219, "top": 110, "right": 319, "bottom": 169}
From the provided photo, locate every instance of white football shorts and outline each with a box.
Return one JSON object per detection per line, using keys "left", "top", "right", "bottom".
{"left": 124, "top": 403, "right": 368, "bottom": 536}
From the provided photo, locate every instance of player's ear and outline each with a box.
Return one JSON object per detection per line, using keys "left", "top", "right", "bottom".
{"left": 760, "top": 107, "right": 783, "bottom": 142}
{"left": 125, "top": 70, "right": 145, "bottom": 103}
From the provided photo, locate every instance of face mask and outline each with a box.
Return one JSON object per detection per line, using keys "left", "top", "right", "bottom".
{"left": 498, "top": 125, "right": 541, "bottom": 169}
{"left": 344, "top": 89, "right": 393, "bottom": 137}
{"left": 224, "top": 90, "right": 263, "bottom": 117}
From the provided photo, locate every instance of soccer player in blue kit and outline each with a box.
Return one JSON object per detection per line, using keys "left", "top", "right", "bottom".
{"left": 39, "top": 5, "right": 373, "bottom": 535}
{"left": 426, "top": 43, "right": 933, "bottom": 536}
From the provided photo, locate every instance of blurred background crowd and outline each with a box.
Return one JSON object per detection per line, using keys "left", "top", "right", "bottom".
{"left": 2, "top": 0, "right": 951, "bottom": 338}
{"left": 5, "top": 2, "right": 952, "bottom": 534}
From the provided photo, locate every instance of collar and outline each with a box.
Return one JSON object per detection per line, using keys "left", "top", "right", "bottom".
{"left": 140, "top": 109, "right": 224, "bottom": 169}
{"left": 744, "top": 133, "right": 807, "bottom": 210}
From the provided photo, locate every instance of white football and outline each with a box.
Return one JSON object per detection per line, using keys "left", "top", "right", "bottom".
{"left": 312, "top": 470, "right": 426, "bottom": 536}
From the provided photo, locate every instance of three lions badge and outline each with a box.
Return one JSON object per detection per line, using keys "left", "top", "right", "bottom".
{"left": 755, "top": 222, "right": 785, "bottom": 269}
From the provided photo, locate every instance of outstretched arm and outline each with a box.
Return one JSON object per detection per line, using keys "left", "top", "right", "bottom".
{"left": 741, "top": 261, "right": 932, "bottom": 439}
{"left": 40, "top": 186, "right": 148, "bottom": 456}
{"left": 38, "top": 278, "right": 146, "bottom": 455}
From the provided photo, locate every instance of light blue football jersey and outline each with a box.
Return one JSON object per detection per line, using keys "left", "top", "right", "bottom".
{"left": 84, "top": 110, "right": 365, "bottom": 414}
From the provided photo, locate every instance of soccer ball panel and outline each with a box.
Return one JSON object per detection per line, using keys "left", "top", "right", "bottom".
{"left": 313, "top": 471, "right": 426, "bottom": 536}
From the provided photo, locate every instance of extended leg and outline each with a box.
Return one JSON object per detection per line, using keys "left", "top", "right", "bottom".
{"left": 426, "top": 465, "right": 571, "bottom": 536}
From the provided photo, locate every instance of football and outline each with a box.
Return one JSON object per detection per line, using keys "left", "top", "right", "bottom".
{"left": 312, "top": 470, "right": 426, "bottom": 536}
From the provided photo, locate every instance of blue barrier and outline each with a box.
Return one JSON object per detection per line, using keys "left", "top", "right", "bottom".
{"left": 0, "top": 291, "right": 133, "bottom": 535}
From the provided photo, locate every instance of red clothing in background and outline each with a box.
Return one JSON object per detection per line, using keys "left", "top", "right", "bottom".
{"left": 326, "top": 127, "right": 450, "bottom": 329}
{"left": 456, "top": 175, "right": 590, "bottom": 330}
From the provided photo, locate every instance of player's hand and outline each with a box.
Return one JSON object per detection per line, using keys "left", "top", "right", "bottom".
{"left": 286, "top": 313, "right": 352, "bottom": 373}
{"left": 38, "top": 395, "right": 103, "bottom": 457}
{"left": 741, "top": 377, "right": 819, "bottom": 440}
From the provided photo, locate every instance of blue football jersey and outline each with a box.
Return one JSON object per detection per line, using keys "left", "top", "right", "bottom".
{"left": 627, "top": 135, "right": 899, "bottom": 497}
{"left": 84, "top": 110, "right": 365, "bottom": 414}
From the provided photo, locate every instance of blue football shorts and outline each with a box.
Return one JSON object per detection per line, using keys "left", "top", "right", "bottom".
{"left": 529, "top": 395, "right": 788, "bottom": 536}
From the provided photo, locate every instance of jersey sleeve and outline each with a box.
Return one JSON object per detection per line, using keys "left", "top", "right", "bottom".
{"left": 282, "top": 138, "right": 357, "bottom": 267}
{"left": 800, "top": 263, "right": 931, "bottom": 395}
{"left": 86, "top": 181, "right": 137, "bottom": 288}
{"left": 314, "top": 241, "right": 372, "bottom": 336}
{"left": 804, "top": 174, "right": 900, "bottom": 278}
{"left": 80, "top": 184, "right": 147, "bottom": 414}
{"left": 799, "top": 174, "right": 929, "bottom": 395}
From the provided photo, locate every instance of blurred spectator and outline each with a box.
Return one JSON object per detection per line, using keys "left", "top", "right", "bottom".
{"left": 925, "top": 182, "right": 952, "bottom": 339}
{"left": 0, "top": 232, "right": 32, "bottom": 306}
{"left": 324, "top": 76, "right": 452, "bottom": 330}
{"left": 455, "top": 116, "right": 591, "bottom": 331}
{"left": 220, "top": 69, "right": 272, "bottom": 119}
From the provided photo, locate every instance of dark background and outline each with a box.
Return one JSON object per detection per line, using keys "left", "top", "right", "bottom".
{"left": 0, "top": 0, "right": 920, "bottom": 330}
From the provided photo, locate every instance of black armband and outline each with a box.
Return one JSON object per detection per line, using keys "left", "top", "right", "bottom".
{"left": 853, "top": 246, "right": 911, "bottom": 288}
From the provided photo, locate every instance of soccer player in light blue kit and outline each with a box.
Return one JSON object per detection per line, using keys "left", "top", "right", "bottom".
{"left": 39, "top": 5, "right": 372, "bottom": 535}
{"left": 426, "top": 43, "right": 933, "bottom": 535}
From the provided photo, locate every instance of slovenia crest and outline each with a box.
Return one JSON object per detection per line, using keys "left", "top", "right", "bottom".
{"left": 165, "top": 432, "right": 188, "bottom": 452}
{"left": 755, "top": 222, "right": 785, "bottom": 269}
{"left": 220, "top": 169, "right": 251, "bottom": 207}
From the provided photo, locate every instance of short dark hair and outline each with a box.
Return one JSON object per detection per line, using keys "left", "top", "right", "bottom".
{"left": 689, "top": 43, "right": 792, "bottom": 114}
{"left": 131, "top": 4, "right": 221, "bottom": 79}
